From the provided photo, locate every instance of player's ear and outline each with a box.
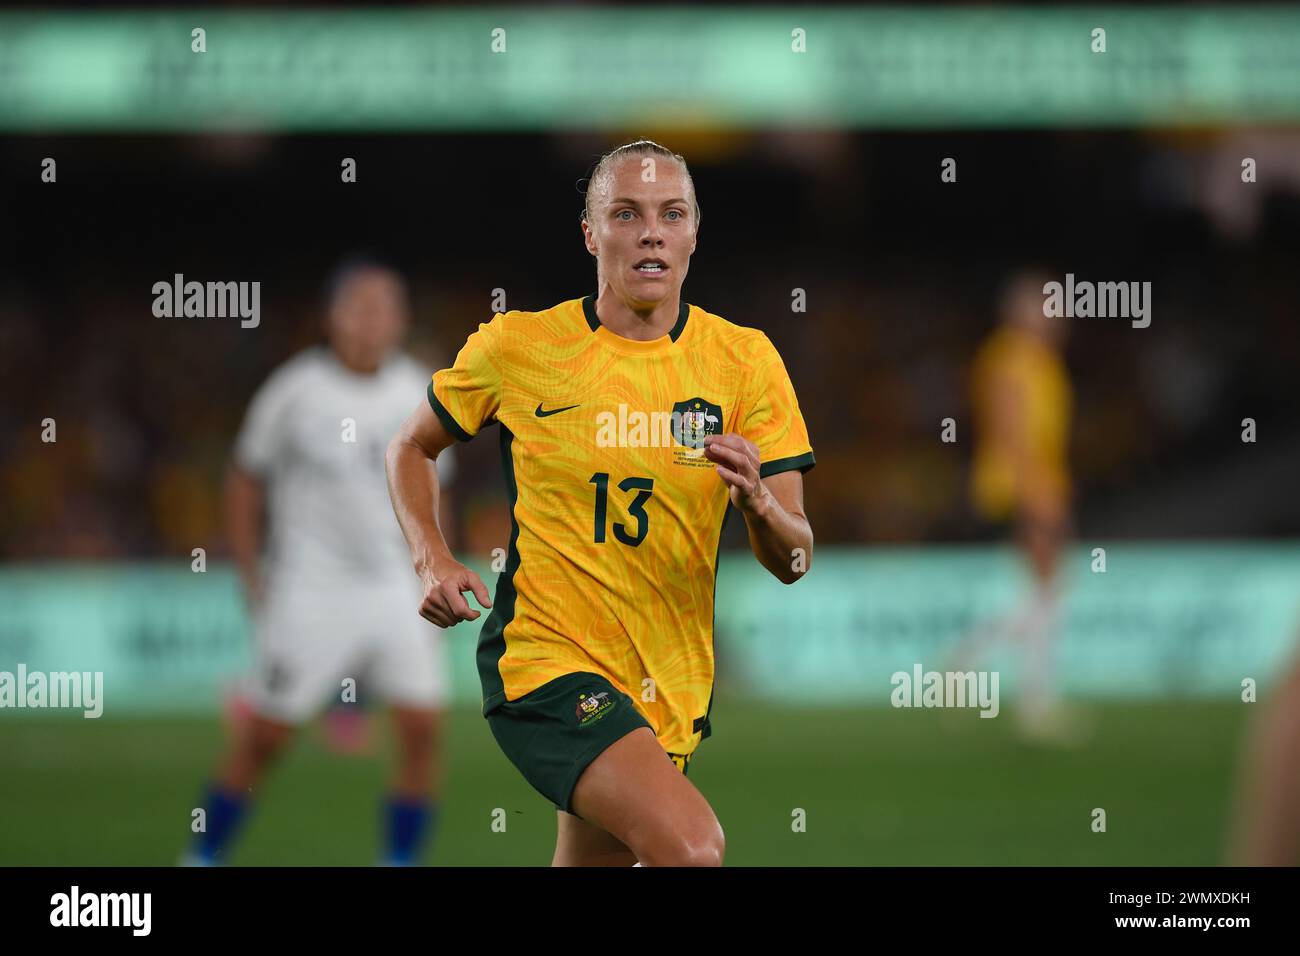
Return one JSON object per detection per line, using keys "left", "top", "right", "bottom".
{"left": 581, "top": 218, "right": 598, "bottom": 257}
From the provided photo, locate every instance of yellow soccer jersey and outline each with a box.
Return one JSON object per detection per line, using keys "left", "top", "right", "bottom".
{"left": 428, "top": 295, "right": 814, "bottom": 757}
{"left": 970, "top": 325, "right": 1072, "bottom": 520}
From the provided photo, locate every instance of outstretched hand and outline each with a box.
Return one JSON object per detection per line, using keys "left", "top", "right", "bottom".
{"left": 418, "top": 559, "right": 493, "bottom": 627}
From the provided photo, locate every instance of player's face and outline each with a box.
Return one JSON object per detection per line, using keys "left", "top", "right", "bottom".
{"left": 582, "top": 156, "right": 698, "bottom": 311}
{"left": 1007, "top": 276, "right": 1067, "bottom": 347}
{"left": 327, "top": 269, "right": 409, "bottom": 373}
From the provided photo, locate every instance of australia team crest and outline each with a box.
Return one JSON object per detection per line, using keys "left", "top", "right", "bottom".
{"left": 671, "top": 397, "right": 723, "bottom": 467}
{"left": 575, "top": 691, "right": 615, "bottom": 725}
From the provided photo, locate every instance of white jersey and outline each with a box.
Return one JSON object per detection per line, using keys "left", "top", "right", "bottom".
{"left": 234, "top": 346, "right": 451, "bottom": 588}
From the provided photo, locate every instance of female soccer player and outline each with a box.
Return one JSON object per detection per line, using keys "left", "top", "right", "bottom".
{"left": 958, "top": 271, "right": 1079, "bottom": 742}
{"left": 386, "top": 140, "right": 815, "bottom": 866}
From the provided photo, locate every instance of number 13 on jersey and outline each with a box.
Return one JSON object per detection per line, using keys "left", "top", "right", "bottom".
{"left": 589, "top": 473, "right": 654, "bottom": 547}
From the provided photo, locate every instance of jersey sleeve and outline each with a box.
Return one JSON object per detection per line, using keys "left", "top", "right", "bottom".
{"left": 427, "top": 314, "right": 506, "bottom": 441}
{"left": 233, "top": 364, "right": 298, "bottom": 476}
{"left": 739, "top": 333, "right": 815, "bottom": 477}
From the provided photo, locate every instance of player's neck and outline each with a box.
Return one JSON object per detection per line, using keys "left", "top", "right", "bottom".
{"left": 592, "top": 289, "right": 680, "bottom": 342}
{"left": 329, "top": 346, "right": 383, "bottom": 376}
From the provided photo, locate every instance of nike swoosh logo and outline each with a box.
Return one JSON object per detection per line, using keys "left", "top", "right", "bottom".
{"left": 535, "top": 402, "right": 581, "bottom": 418}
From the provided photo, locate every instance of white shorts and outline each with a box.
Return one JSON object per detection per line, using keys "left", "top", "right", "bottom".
{"left": 248, "top": 578, "right": 449, "bottom": 724}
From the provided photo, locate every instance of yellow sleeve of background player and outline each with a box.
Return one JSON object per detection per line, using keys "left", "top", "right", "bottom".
{"left": 428, "top": 313, "right": 506, "bottom": 441}
{"left": 738, "top": 332, "right": 816, "bottom": 477}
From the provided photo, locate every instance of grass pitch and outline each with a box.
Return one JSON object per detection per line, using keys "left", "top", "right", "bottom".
{"left": 0, "top": 699, "right": 1246, "bottom": 866}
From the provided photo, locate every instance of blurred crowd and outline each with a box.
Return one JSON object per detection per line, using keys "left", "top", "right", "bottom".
{"left": 2, "top": 128, "right": 1298, "bottom": 560}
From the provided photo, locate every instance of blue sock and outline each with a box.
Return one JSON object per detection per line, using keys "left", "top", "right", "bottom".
{"left": 383, "top": 796, "right": 435, "bottom": 865}
{"left": 194, "top": 784, "right": 250, "bottom": 863}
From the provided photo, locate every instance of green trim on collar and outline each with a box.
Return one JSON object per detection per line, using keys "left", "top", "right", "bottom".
{"left": 582, "top": 295, "right": 690, "bottom": 342}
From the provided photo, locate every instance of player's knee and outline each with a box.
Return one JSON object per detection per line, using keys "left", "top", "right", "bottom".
{"left": 679, "top": 833, "right": 725, "bottom": 867}
{"left": 637, "top": 820, "right": 725, "bottom": 867}
{"left": 247, "top": 719, "right": 294, "bottom": 764}
{"left": 246, "top": 743, "right": 282, "bottom": 774}
{"left": 650, "top": 833, "right": 724, "bottom": 868}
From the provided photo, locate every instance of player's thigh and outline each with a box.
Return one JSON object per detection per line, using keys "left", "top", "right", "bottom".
{"left": 570, "top": 727, "right": 724, "bottom": 867}
{"left": 486, "top": 671, "right": 655, "bottom": 814}
{"left": 553, "top": 810, "right": 638, "bottom": 867}
{"left": 245, "top": 711, "right": 298, "bottom": 750}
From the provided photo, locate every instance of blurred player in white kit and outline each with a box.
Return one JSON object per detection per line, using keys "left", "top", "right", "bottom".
{"left": 184, "top": 258, "right": 454, "bottom": 866}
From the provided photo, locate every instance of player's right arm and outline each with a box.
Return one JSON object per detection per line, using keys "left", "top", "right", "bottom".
{"left": 225, "top": 464, "right": 265, "bottom": 606}
{"left": 229, "top": 359, "right": 301, "bottom": 607}
{"left": 393, "top": 313, "right": 504, "bottom": 626}
{"left": 386, "top": 400, "right": 492, "bottom": 627}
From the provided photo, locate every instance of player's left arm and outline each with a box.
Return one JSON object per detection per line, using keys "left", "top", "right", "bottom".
{"left": 703, "top": 433, "right": 811, "bottom": 584}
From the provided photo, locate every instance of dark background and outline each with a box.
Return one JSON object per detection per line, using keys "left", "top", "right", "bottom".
{"left": 4, "top": 129, "right": 1298, "bottom": 560}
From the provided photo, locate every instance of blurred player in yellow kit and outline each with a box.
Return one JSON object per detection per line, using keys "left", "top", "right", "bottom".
{"left": 386, "top": 140, "right": 815, "bottom": 865}
{"left": 954, "top": 271, "right": 1079, "bottom": 741}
